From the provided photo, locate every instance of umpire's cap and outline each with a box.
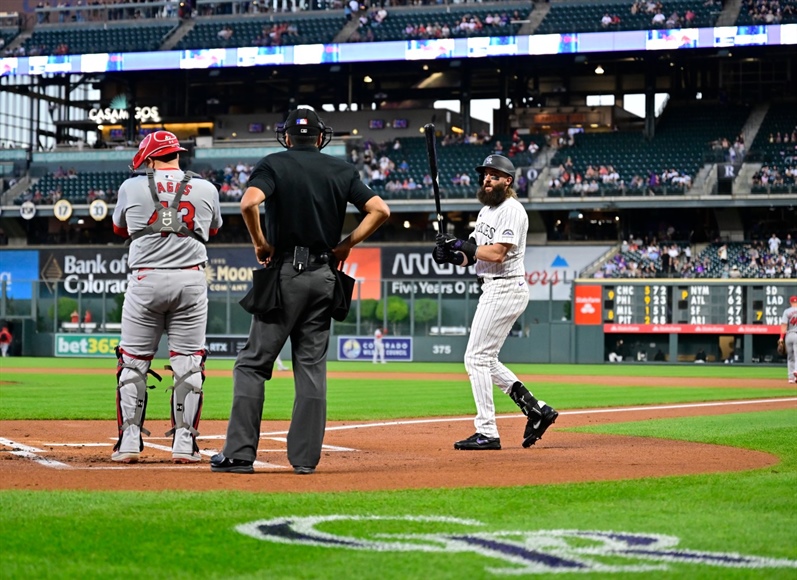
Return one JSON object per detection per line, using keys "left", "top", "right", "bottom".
{"left": 131, "top": 130, "right": 186, "bottom": 170}
{"left": 284, "top": 107, "right": 325, "bottom": 135}
{"left": 475, "top": 154, "right": 515, "bottom": 178}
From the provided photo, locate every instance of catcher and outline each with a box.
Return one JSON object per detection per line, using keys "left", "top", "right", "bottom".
{"left": 779, "top": 295, "right": 797, "bottom": 384}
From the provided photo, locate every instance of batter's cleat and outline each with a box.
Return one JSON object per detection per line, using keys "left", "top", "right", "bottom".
{"left": 454, "top": 433, "right": 501, "bottom": 450}
{"left": 111, "top": 451, "right": 140, "bottom": 464}
{"left": 789, "top": 379, "right": 796, "bottom": 384}
{"left": 522, "top": 404, "right": 559, "bottom": 448}
{"left": 172, "top": 451, "right": 202, "bottom": 464}
{"left": 210, "top": 453, "right": 254, "bottom": 474}
{"left": 293, "top": 466, "right": 316, "bottom": 475}
{"left": 793, "top": 370, "right": 797, "bottom": 379}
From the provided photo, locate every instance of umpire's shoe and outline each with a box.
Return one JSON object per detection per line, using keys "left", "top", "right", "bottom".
{"left": 454, "top": 433, "right": 501, "bottom": 450}
{"left": 210, "top": 453, "right": 254, "bottom": 474}
{"left": 522, "top": 404, "right": 558, "bottom": 448}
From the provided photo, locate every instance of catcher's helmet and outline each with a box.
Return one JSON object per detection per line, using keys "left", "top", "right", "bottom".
{"left": 475, "top": 154, "right": 515, "bottom": 178}
{"left": 276, "top": 107, "right": 333, "bottom": 150}
{"left": 131, "top": 130, "right": 186, "bottom": 170}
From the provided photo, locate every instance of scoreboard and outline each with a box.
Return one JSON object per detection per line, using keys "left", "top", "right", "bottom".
{"left": 588, "top": 281, "right": 797, "bottom": 334}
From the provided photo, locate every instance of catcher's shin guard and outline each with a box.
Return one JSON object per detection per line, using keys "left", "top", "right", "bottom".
{"left": 165, "top": 350, "right": 206, "bottom": 456}
{"left": 113, "top": 347, "right": 162, "bottom": 454}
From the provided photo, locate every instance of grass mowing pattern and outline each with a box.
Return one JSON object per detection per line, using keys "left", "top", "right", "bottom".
{"left": 0, "top": 411, "right": 795, "bottom": 578}
{"left": 0, "top": 359, "right": 795, "bottom": 578}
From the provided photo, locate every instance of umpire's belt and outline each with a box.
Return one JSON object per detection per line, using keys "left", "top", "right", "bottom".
{"left": 281, "top": 251, "right": 335, "bottom": 266}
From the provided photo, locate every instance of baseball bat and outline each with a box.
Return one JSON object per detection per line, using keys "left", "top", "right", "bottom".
{"left": 423, "top": 123, "right": 444, "bottom": 234}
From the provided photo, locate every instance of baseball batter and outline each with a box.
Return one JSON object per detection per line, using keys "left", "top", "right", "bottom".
{"left": 111, "top": 130, "right": 222, "bottom": 464}
{"left": 434, "top": 154, "right": 558, "bottom": 450}
{"left": 780, "top": 295, "right": 797, "bottom": 384}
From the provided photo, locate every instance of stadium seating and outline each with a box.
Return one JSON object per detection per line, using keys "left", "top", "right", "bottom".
{"left": 736, "top": 0, "right": 797, "bottom": 25}
{"left": 535, "top": 0, "right": 717, "bottom": 34}
{"left": 362, "top": 134, "right": 541, "bottom": 200}
{"left": 356, "top": 4, "right": 531, "bottom": 42}
{"left": 547, "top": 103, "right": 751, "bottom": 197}
{"left": 174, "top": 15, "right": 344, "bottom": 50}
{"left": 22, "top": 23, "right": 176, "bottom": 56}
{"left": 15, "top": 170, "right": 128, "bottom": 205}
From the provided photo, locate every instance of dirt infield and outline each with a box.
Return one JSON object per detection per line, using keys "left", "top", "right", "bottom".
{"left": 1, "top": 399, "right": 793, "bottom": 493}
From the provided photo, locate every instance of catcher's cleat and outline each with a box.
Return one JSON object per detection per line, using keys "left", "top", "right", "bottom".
{"left": 111, "top": 450, "right": 140, "bottom": 464}
{"left": 172, "top": 451, "right": 202, "bottom": 464}
{"left": 210, "top": 453, "right": 254, "bottom": 474}
{"left": 454, "top": 433, "right": 501, "bottom": 450}
{"left": 522, "top": 404, "right": 558, "bottom": 448}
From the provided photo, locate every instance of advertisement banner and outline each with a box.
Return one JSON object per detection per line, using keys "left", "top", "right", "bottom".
{"left": 55, "top": 333, "right": 120, "bottom": 357}
{"left": 574, "top": 285, "right": 602, "bottom": 325}
{"left": 206, "top": 248, "right": 260, "bottom": 293}
{"left": 205, "top": 334, "right": 249, "bottom": 358}
{"left": 39, "top": 248, "right": 129, "bottom": 296}
{"left": 524, "top": 245, "right": 610, "bottom": 301}
{"left": 0, "top": 249, "right": 39, "bottom": 299}
{"left": 381, "top": 245, "right": 611, "bottom": 301}
{"left": 337, "top": 336, "right": 413, "bottom": 362}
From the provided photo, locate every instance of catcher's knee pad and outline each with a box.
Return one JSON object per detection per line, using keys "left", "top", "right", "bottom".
{"left": 165, "top": 350, "right": 206, "bottom": 453}
{"left": 509, "top": 382, "right": 539, "bottom": 417}
{"left": 114, "top": 347, "right": 162, "bottom": 453}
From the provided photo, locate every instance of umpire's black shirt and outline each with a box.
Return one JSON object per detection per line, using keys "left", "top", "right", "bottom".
{"left": 246, "top": 144, "right": 376, "bottom": 254}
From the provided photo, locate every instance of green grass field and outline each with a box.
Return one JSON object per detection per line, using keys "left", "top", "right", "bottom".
{"left": 1, "top": 358, "right": 796, "bottom": 578}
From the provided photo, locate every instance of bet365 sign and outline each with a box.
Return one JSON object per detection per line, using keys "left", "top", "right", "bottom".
{"left": 55, "top": 334, "right": 120, "bottom": 357}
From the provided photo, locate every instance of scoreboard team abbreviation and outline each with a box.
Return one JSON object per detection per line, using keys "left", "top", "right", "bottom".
{"left": 574, "top": 280, "right": 796, "bottom": 335}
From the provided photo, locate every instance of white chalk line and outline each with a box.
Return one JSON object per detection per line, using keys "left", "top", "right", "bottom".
{"left": 1, "top": 398, "right": 794, "bottom": 470}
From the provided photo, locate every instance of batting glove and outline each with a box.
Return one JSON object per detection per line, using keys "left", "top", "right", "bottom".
{"left": 432, "top": 245, "right": 450, "bottom": 264}
{"left": 438, "top": 234, "right": 477, "bottom": 265}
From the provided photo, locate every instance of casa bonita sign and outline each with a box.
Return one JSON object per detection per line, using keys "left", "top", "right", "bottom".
{"left": 237, "top": 515, "right": 797, "bottom": 574}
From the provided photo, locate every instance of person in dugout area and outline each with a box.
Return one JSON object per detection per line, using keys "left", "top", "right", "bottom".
{"left": 110, "top": 130, "right": 223, "bottom": 464}
{"left": 432, "top": 153, "right": 558, "bottom": 451}
{"left": 211, "top": 107, "right": 390, "bottom": 475}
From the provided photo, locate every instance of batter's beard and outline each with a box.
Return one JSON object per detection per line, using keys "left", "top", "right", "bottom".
{"left": 477, "top": 182, "right": 514, "bottom": 207}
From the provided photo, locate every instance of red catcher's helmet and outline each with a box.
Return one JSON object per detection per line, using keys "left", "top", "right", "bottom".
{"left": 131, "top": 130, "right": 187, "bottom": 170}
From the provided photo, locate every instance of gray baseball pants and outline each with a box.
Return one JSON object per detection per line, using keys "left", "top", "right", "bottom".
{"left": 222, "top": 261, "right": 336, "bottom": 468}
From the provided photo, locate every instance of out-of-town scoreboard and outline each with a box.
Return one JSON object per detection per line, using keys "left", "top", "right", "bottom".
{"left": 574, "top": 281, "right": 796, "bottom": 333}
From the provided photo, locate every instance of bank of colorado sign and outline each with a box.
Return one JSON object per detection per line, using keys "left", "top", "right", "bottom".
{"left": 40, "top": 249, "right": 130, "bottom": 295}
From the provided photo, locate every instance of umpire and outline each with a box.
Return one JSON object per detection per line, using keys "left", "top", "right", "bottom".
{"left": 212, "top": 107, "right": 390, "bottom": 475}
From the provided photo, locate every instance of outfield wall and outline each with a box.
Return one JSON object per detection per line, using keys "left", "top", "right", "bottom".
{"left": 1, "top": 246, "right": 794, "bottom": 365}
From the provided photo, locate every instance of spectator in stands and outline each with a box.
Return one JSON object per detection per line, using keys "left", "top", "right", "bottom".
{"left": 218, "top": 25, "right": 234, "bottom": 41}
{"left": 652, "top": 10, "right": 666, "bottom": 26}
{"left": 769, "top": 233, "right": 782, "bottom": 254}
{"left": 784, "top": 234, "right": 794, "bottom": 254}
{"left": 459, "top": 172, "right": 471, "bottom": 186}
{"left": 729, "top": 265, "right": 742, "bottom": 279}
{"left": 601, "top": 12, "right": 613, "bottom": 27}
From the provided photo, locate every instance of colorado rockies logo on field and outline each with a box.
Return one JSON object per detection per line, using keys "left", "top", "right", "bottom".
{"left": 236, "top": 515, "right": 797, "bottom": 574}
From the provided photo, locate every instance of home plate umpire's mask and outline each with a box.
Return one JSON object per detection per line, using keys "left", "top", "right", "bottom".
{"left": 276, "top": 107, "right": 333, "bottom": 150}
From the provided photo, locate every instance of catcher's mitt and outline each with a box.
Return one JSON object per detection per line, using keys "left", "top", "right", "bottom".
{"left": 777, "top": 339, "right": 786, "bottom": 356}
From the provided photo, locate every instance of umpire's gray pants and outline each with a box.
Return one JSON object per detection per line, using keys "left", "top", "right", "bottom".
{"left": 222, "top": 261, "right": 335, "bottom": 468}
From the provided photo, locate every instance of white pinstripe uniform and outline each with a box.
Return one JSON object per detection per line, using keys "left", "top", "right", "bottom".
{"left": 465, "top": 196, "right": 531, "bottom": 438}
{"left": 781, "top": 302, "right": 797, "bottom": 382}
